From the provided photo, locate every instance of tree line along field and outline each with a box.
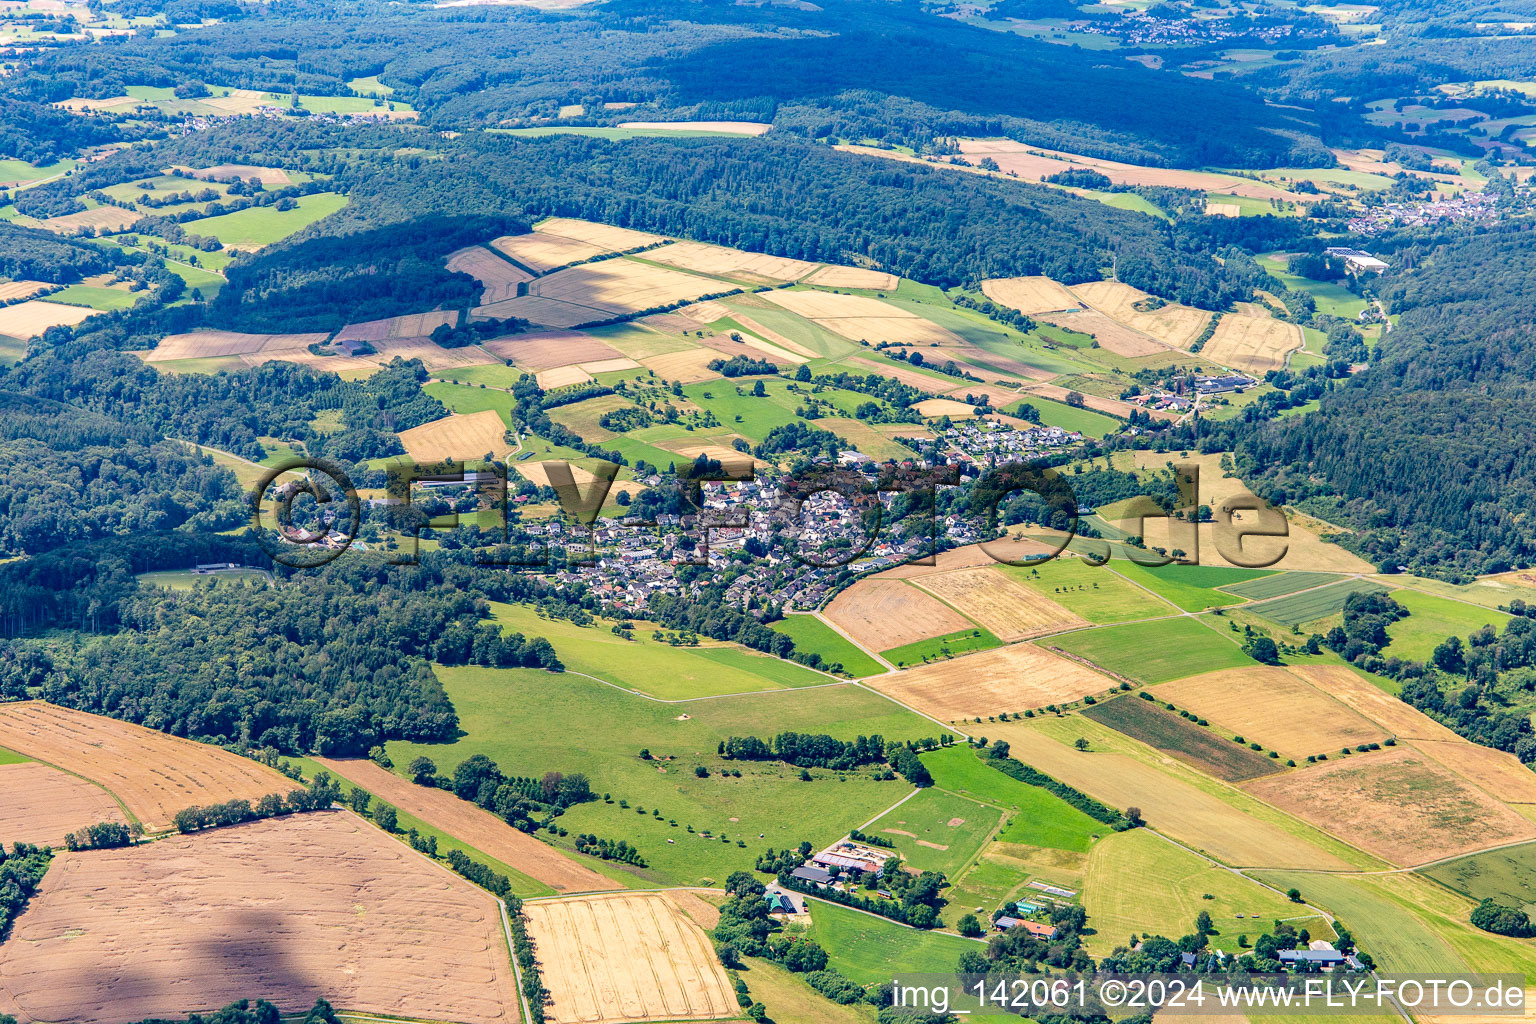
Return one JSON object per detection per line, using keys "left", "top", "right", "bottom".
{"left": 1080, "top": 694, "right": 1282, "bottom": 782}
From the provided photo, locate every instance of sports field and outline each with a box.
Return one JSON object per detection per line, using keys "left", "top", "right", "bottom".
{"left": 0, "top": 701, "right": 296, "bottom": 832}
{"left": 1046, "top": 618, "right": 1256, "bottom": 683}
{"left": 383, "top": 665, "right": 936, "bottom": 886}
{"left": 0, "top": 811, "right": 521, "bottom": 1024}
{"left": 1083, "top": 829, "right": 1307, "bottom": 956}
{"left": 770, "top": 614, "right": 886, "bottom": 678}
{"left": 920, "top": 744, "right": 1106, "bottom": 852}
{"left": 1081, "top": 695, "right": 1281, "bottom": 781}
{"left": 491, "top": 601, "right": 831, "bottom": 699}
{"left": 867, "top": 643, "right": 1115, "bottom": 722}
{"left": 1248, "top": 578, "right": 1390, "bottom": 627}
{"left": 1244, "top": 747, "right": 1536, "bottom": 867}
{"left": 524, "top": 892, "right": 737, "bottom": 1024}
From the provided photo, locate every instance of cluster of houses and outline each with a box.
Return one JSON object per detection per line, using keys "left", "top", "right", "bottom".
{"left": 1069, "top": 9, "right": 1308, "bottom": 46}
{"left": 1348, "top": 190, "right": 1502, "bottom": 235}
{"left": 928, "top": 420, "right": 1085, "bottom": 467}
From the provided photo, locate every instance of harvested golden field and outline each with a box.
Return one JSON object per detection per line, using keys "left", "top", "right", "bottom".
{"left": 315, "top": 758, "right": 618, "bottom": 892}
{"left": 1201, "top": 314, "right": 1303, "bottom": 374}
{"left": 1205, "top": 202, "right": 1242, "bottom": 218}
{"left": 0, "top": 762, "right": 128, "bottom": 847}
{"left": 954, "top": 139, "right": 1300, "bottom": 200}
{"left": 1245, "top": 747, "right": 1536, "bottom": 866}
{"left": 175, "top": 163, "right": 293, "bottom": 184}
{"left": 0, "top": 280, "right": 49, "bottom": 302}
{"left": 39, "top": 205, "right": 139, "bottom": 234}
{"left": 480, "top": 330, "right": 623, "bottom": 370}
{"left": 846, "top": 356, "right": 948, "bottom": 392}
{"left": 368, "top": 335, "right": 500, "bottom": 371}
{"left": 0, "top": 299, "right": 95, "bottom": 339}
{"left": 524, "top": 892, "right": 738, "bottom": 1024}
{"left": 804, "top": 265, "right": 898, "bottom": 290}
{"left": 678, "top": 299, "right": 735, "bottom": 322}
{"left": 0, "top": 702, "right": 294, "bottom": 833}
{"left": 912, "top": 397, "right": 980, "bottom": 418}
{"left": 879, "top": 536, "right": 1063, "bottom": 578}
{"left": 147, "top": 329, "right": 328, "bottom": 363}
{"left": 989, "top": 723, "right": 1355, "bottom": 869}
{"left": 646, "top": 240, "right": 818, "bottom": 282}
{"left": 536, "top": 217, "right": 667, "bottom": 251}
{"left": 1411, "top": 739, "right": 1536, "bottom": 804}
{"left": 763, "top": 289, "right": 917, "bottom": 320}
{"left": 1289, "top": 665, "right": 1464, "bottom": 742}
{"left": 475, "top": 294, "right": 607, "bottom": 328}
{"left": 1040, "top": 309, "right": 1168, "bottom": 357}
{"left": 1154, "top": 667, "right": 1387, "bottom": 756}
{"left": 492, "top": 232, "right": 609, "bottom": 273}
{"left": 697, "top": 330, "right": 805, "bottom": 365}
{"left": 0, "top": 812, "right": 521, "bottom": 1024}
{"left": 982, "top": 276, "right": 1083, "bottom": 315}
{"left": 869, "top": 643, "right": 1112, "bottom": 721}
{"left": 639, "top": 347, "right": 726, "bottom": 383}
{"left": 532, "top": 260, "right": 724, "bottom": 316}
{"left": 536, "top": 364, "right": 594, "bottom": 389}
{"left": 579, "top": 356, "right": 640, "bottom": 373}
{"left": 1071, "top": 281, "right": 1214, "bottom": 350}
{"left": 823, "top": 578, "right": 974, "bottom": 651}
{"left": 911, "top": 567, "right": 1086, "bottom": 641}
{"left": 398, "top": 409, "right": 512, "bottom": 463}
{"left": 668, "top": 443, "right": 756, "bottom": 476}
{"left": 512, "top": 461, "right": 646, "bottom": 501}
{"left": 447, "top": 245, "right": 534, "bottom": 303}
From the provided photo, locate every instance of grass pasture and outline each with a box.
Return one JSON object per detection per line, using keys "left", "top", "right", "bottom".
{"left": 866, "top": 786, "right": 1000, "bottom": 875}
{"left": 921, "top": 745, "right": 1106, "bottom": 852}
{"left": 490, "top": 601, "right": 830, "bottom": 699}
{"left": 1000, "top": 556, "right": 1168, "bottom": 623}
{"left": 1046, "top": 617, "right": 1256, "bottom": 683}
{"left": 1110, "top": 561, "right": 1270, "bottom": 611}
{"left": 1080, "top": 695, "right": 1280, "bottom": 781}
{"left": 385, "top": 665, "right": 935, "bottom": 887}
{"left": 880, "top": 628, "right": 1001, "bottom": 666}
{"left": 1083, "top": 828, "right": 1310, "bottom": 956}
{"left": 804, "top": 900, "right": 979, "bottom": 986}
{"left": 184, "top": 191, "right": 348, "bottom": 248}
{"left": 1383, "top": 587, "right": 1513, "bottom": 662}
{"left": 1422, "top": 842, "right": 1536, "bottom": 914}
{"left": 771, "top": 615, "right": 886, "bottom": 678}
{"left": 1248, "top": 578, "right": 1390, "bottom": 627}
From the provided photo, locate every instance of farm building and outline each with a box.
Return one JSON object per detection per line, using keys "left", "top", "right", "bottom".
{"left": 1028, "top": 881, "right": 1076, "bottom": 898}
{"left": 1194, "top": 374, "right": 1256, "bottom": 395}
{"left": 812, "top": 840, "right": 896, "bottom": 877}
{"left": 1278, "top": 949, "right": 1346, "bottom": 968}
{"left": 764, "top": 886, "right": 806, "bottom": 915}
{"left": 995, "top": 917, "right": 1058, "bottom": 938}
{"left": 790, "top": 865, "right": 833, "bottom": 887}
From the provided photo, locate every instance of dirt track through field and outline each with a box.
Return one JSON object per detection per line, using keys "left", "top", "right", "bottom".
{"left": 523, "top": 891, "right": 737, "bottom": 1024}
{"left": 0, "top": 811, "right": 521, "bottom": 1024}
{"left": 0, "top": 702, "right": 296, "bottom": 832}
{"left": 315, "top": 757, "right": 619, "bottom": 893}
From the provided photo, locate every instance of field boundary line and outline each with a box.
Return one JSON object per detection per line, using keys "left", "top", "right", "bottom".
{"left": 804, "top": 609, "right": 896, "bottom": 674}
{"left": 525, "top": 884, "right": 726, "bottom": 904}
{"left": 560, "top": 668, "right": 851, "bottom": 705}
{"left": 855, "top": 785, "right": 923, "bottom": 832}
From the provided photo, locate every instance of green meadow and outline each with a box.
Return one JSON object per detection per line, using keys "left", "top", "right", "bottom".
{"left": 0, "top": 745, "right": 31, "bottom": 765}
{"left": 921, "top": 745, "right": 1105, "bottom": 853}
{"left": 1046, "top": 617, "right": 1256, "bottom": 683}
{"left": 384, "top": 665, "right": 937, "bottom": 886}
{"left": 423, "top": 381, "right": 516, "bottom": 426}
{"left": 882, "top": 627, "right": 1001, "bottom": 667}
{"left": 769, "top": 615, "right": 887, "bottom": 679}
{"left": 1011, "top": 396, "right": 1120, "bottom": 437}
{"left": 1000, "top": 556, "right": 1166, "bottom": 623}
{"left": 48, "top": 284, "right": 142, "bottom": 311}
{"left": 1422, "top": 842, "right": 1536, "bottom": 914}
{"left": 804, "top": 900, "right": 979, "bottom": 986}
{"left": 1383, "top": 588, "right": 1512, "bottom": 662}
{"left": 1110, "top": 561, "right": 1271, "bottom": 611}
{"left": 490, "top": 600, "right": 832, "bottom": 699}
{"left": 185, "top": 192, "right": 348, "bottom": 247}
{"left": 1249, "top": 578, "right": 1390, "bottom": 627}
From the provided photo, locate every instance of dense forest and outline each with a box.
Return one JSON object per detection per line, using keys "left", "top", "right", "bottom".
{"left": 1228, "top": 223, "right": 1536, "bottom": 577}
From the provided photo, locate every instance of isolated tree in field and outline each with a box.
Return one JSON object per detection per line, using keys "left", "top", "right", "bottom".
{"left": 1196, "top": 910, "right": 1213, "bottom": 935}
{"left": 958, "top": 913, "right": 984, "bottom": 937}
{"left": 1245, "top": 636, "right": 1280, "bottom": 665}
{"left": 1287, "top": 887, "right": 1303, "bottom": 903}
{"left": 374, "top": 804, "right": 398, "bottom": 833}
{"left": 1074, "top": 737, "right": 1090, "bottom": 751}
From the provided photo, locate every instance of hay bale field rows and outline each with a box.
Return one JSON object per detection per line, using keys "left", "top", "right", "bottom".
{"left": 910, "top": 567, "right": 1087, "bottom": 641}
{"left": 866, "top": 643, "right": 1113, "bottom": 722}
{"left": 0, "top": 762, "right": 128, "bottom": 847}
{"left": 0, "top": 811, "right": 521, "bottom": 1024}
{"left": 0, "top": 702, "right": 295, "bottom": 833}
{"left": 523, "top": 892, "right": 738, "bottom": 1024}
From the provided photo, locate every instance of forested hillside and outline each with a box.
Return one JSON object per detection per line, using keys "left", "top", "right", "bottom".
{"left": 1231, "top": 222, "right": 1536, "bottom": 578}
